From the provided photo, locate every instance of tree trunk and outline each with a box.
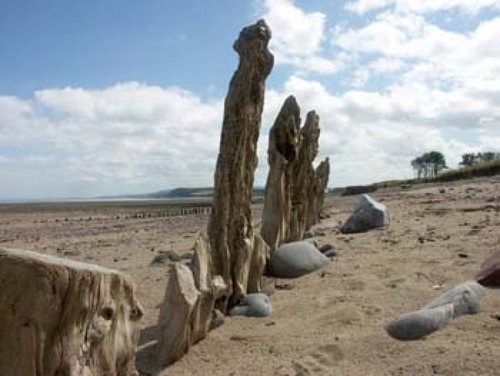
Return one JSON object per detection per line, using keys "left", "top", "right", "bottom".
{"left": 0, "top": 247, "right": 143, "bottom": 376}
{"left": 308, "top": 157, "right": 330, "bottom": 226}
{"left": 156, "top": 19, "right": 274, "bottom": 368}
{"left": 288, "top": 111, "right": 320, "bottom": 241}
{"left": 207, "top": 19, "right": 274, "bottom": 309}
{"left": 261, "top": 95, "right": 301, "bottom": 251}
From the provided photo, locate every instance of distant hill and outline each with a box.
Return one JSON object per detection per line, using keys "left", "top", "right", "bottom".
{"left": 103, "top": 187, "right": 266, "bottom": 200}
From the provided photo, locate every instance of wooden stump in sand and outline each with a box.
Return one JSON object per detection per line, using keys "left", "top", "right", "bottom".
{"left": 0, "top": 247, "right": 143, "bottom": 376}
{"left": 307, "top": 157, "right": 330, "bottom": 228}
{"left": 288, "top": 110, "right": 321, "bottom": 241}
{"left": 156, "top": 19, "right": 273, "bottom": 367}
{"left": 206, "top": 18, "right": 274, "bottom": 308}
{"left": 260, "top": 95, "right": 302, "bottom": 251}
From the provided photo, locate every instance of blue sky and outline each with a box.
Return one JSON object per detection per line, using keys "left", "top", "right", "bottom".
{"left": 1, "top": 0, "right": 499, "bottom": 199}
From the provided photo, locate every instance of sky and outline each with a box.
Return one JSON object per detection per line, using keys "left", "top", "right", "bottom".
{"left": 1, "top": 0, "right": 499, "bottom": 199}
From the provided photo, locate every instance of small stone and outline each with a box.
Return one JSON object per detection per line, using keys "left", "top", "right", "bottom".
{"left": 229, "top": 293, "right": 272, "bottom": 318}
{"left": 150, "top": 250, "right": 182, "bottom": 266}
{"left": 275, "top": 283, "right": 295, "bottom": 290}
{"left": 318, "top": 243, "right": 335, "bottom": 253}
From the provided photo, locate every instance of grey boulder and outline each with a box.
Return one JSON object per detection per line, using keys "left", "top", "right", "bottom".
{"left": 229, "top": 293, "right": 272, "bottom": 317}
{"left": 341, "top": 194, "right": 389, "bottom": 233}
{"left": 270, "top": 240, "right": 330, "bottom": 279}
{"left": 386, "top": 280, "right": 486, "bottom": 341}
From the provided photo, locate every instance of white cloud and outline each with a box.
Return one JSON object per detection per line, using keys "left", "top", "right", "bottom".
{"left": 345, "top": 0, "right": 500, "bottom": 15}
{"left": 260, "top": 73, "right": 494, "bottom": 186}
{"left": 2, "top": 1, "right": 499, "bottom": 197}
{"left": 256, "top": 0, "right": 341, "bottom": 74}
{"left": 0, "top": 83, "right": 223, "bottom": 197}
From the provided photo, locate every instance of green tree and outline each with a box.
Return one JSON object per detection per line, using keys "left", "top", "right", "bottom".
{"left": 412, "top": 151, "right": 447, "bottom": 179}
{"left": 459, "top": 153, "right": 478, "bottom": 167}
{"left": 459, "top": 151, "right": 500, "bottom": 167}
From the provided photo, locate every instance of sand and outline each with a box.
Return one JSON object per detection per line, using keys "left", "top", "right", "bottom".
{"left": 1, "top": 176, "right": 500, "bottom": 375}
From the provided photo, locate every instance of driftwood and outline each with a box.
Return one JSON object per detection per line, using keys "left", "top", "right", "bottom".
{"left": 0, "top": 247, "right": 143, "bottom": 376}
{"left": 157, "top": 19, "right": 273, "bottom": 367}
{"left": 289, "top": 110, "right": 320, "bottom": 241}
{"left": 310, "top": 157, "right": 330, "bottom": 225}
{"left": 207, "top": 19, "right": 274, "bottom": 308}
{"left": 260, "top": 95, "right": 302, "bottom": 251}
{"left": 156, "top": 234, "right": 228, "bottom": 367}
{"left": 157, "top": 263, "right": 200, "bottom": 367}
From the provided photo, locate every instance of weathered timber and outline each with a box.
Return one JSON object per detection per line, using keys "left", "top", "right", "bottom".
{"left": 156, "top": 19, "right": 273, "bottom": 368}
{"left": 307, "top": 157, "right": 330, "bottom": 228}
{"left": 288, "top": 110, "right": 320, "bottom": 241}
{"left": 207, "top": 19, "right": 274, "bottom": 308}
{"left": 0, "top": 247, "right": 143, "bottom": 376}
{"left": 260, "top": 95, "right": 301, "bottom": 251}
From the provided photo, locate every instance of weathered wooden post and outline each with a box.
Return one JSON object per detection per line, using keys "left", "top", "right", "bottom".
{"left": 288, "top": 111, "right": 320, "bottom": 241}
{"left": 260, "top": 95, "right": 301, "bottom": 251}
{"left": 156, "top": 19, "right": 273, "bottom": 367}
{"left": 0, "top": 248, "right": 143, "bottom": 376}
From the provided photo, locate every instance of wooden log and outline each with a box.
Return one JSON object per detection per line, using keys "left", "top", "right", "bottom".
{"left": 0, "top": 247, "right": 143, "bottom": 376}
{"left": 157, "top": 263, "right": 200, "bottom": 367}
{"left": 207, "top": 19, "right": 274, "bottom": 309}
{"left": 307, "top": 157, "right": 330, "bottom": 228}
{"left": 247, "top": 234, "right": 270, "bottom": 293}
{"left": 157, "top": 19, "right": 274, "bottom": 369}
{"left": 261, "top": 95, "right": 301, "bottom": 251}
{"left": 289, "top": 111, "right": 320, "bottom": 241}
{"left": 157, "top": 234, "right": 227, "bottom": 366}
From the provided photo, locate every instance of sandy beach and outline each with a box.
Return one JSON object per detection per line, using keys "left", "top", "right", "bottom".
{"left": 1, "top": 176, "right": 500, "bottom": 375}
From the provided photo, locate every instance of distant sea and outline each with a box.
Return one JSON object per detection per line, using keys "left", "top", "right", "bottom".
{"left": 0, "top": 197, "right": 210, "bottom": 205}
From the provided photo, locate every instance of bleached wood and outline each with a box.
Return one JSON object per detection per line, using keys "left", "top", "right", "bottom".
{"left": 0, "top": 247, "right": 143, "bottom": 376}
{"left": 289, "top": 111, "right": 321, "bottom": 241}
{"left": 207, "top": 19, "right": 274, "bottom": 308}
{"left": 157, "top": 263, "right": 200, "bottom": 367}
{"left": 261, "top": 95, "right": 301, "bottom": 251}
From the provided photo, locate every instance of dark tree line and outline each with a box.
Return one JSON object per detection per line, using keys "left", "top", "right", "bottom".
{"left": 459, "top": 152, "right": 500, "bottom": 167}
{"left": 411, "top": 151, "right": 447, "bottom": 179}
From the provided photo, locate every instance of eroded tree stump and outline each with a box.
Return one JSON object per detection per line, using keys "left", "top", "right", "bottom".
{"left": 156, "top": 19, "right": 273, "bottom": 367}
{"left": 308, "top": 157, "right": 330, "bottom": 227}
{"left": 0, "top": 247, "right": 143, "bottom": 376}
{"left": 261, "top": 95, "right": 302, "bottom": 251}
{"left": 289, "top": 110, "right": 320, "bottom": 241}
{"left": 207, "top": 19, "right": 274, "bottom": 308}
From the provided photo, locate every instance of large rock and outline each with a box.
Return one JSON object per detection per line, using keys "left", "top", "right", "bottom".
{"left": 385, "top": 281, "right": 486, "bottom": 341}
{"left": 0, "top": 247, "right": 143, "bottom": 376}
{"left": 270, "top": 240, "right": 330, "bottom": 278}
{"left": 229, "top": 293, "right": 272, "bottom": 317}
{"left": 341, "top": 194, "right": 389, "bottom": 233}
{"left": 476, "top": 252, "right": 500, "bottom": 287}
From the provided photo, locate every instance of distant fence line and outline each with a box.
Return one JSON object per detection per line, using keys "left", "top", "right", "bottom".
{"left": 130, "top": 206, "right": 212, "bottom": 219}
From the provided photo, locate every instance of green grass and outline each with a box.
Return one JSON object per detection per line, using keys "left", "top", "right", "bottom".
{"left": 431, "top": 159, "right": 500, "bottom": 182}
{"left": 332, "top": 160, "right": 500, "bottom": 195}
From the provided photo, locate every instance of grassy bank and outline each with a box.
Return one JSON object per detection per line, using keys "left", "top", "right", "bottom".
{"left": 335, "top": 160, "right": 500, "bottom": 195}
